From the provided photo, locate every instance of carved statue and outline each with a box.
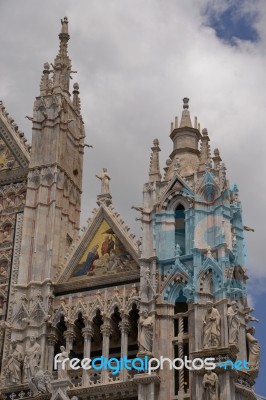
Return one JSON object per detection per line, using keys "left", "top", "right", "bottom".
{"left": 227, "top": 301, "right": 240, "bottom": 344}
{"left": 175, "top": 243, "right": 182, "bottom": 258}
{"left": 6, "top": 340, "right": 24, "bottom": 385}
{"left": 246, "top": 327, "right": 260, "bottom": 370}
{"left": 202, "top": 370, "right": 219, "bottom": 400}
{"left": 28, "top": 367, "right": 52, "bottom": 395}
{"left": 203, "top": 302, "right": 221, "bottom": 348}
{"left": 60, "top": 17, "right": 68, "bottom": 35}
{"left": 0, "top": 266, "right": 8, "bottom": 278}
{"left": 140, "top": 266, "right": 156, "bottom": 303}
{"left": 138, "top": 310, "right": 153, "bottom": 353}
{"left": 23, "top": 336, "right": 41, "bottom": 381}
{"left": 57, "top": 346, "right": 69, "bottom": 379}
{"left": 3, "top": 231, "right": 11, "bottom": 243}
{"left": 96, "top": 168, "right": 111, "bottom": 195}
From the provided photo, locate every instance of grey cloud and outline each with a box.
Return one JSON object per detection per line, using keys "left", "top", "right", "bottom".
{"left": 1, "top": 0, "right": 266, "bottom": 279}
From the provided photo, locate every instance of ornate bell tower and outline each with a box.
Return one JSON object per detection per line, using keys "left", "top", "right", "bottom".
{"left": 18, "top": 17, "right": 85, "bottom": 284}
{"left": 138, "top": 98, "right": 260, "bottom": 400}
{"left": 1, "top": 17, "right": 86, "bottom": 381}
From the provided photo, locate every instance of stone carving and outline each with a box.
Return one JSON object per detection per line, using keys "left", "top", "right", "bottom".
{"left": 202, "top": 370, "right": 219, "bottom": 400}
{"left": 0, "top": 264, "right": 8, "bottom": 278}
{"left": 57, "top": 346, "right": 69, "bottom": 379}
{"left": 96, "top": 168, "right": 111, "bottom": 195}
{"left": 6, "top": 340, "right": 24, "bottom": 385}
{"left": 28, "top": 367, "right": 52, "bottom": 395}
{"left": 246, "top": 326, "right": 260, "bottom": 370}
{"left": 140, "top": 267, "right": 156, "bottom": 303}
{"left": 203, "top": 302, "right": 221, "bottom": 348}
{"left": 2, "top": 231, "right": 11, "bottom": 243}
{"left": 227, "top": 301, "right": 240, "bottom": 345}
{"left": 6, "top": 198, "right": 15, "bottom": 208}
{"left": 175, "top": 243, "right": 182, "bottom": 258}
{"left": 244, "top": 308, "right": 259, "bottom": 324}
{"left": 138, "top": 310, "right": 153, "bottom": 353}
{"left": 61, "top": 17, "right": 69, "bottom": 35}
{"left": 23, "top": 336, "right": 41, "bottom": 381}
{"left": 183, "top": 282, "right": 195, "bottom": 302}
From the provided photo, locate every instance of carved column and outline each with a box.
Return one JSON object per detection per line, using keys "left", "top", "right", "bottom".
{"left": 47, "top": 332, "right": 57, "bottom": 372}
{"left": 100, "top": 319, "right": 112, "bottom": 384}
{"left": 82, "top": 320, "right": 94, "bottom": 386}
{"left": 64, "top": 323, "right": 75, "bottom": 353}
{"left": 119, "top": 314, "right": 130, "bottom": 381}
{"left": 178, "top": 316, "right": 184, "bottom": 395}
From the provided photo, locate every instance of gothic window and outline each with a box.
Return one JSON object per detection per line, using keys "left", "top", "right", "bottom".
{"left": 109, "top": 306, "right": 122, "bottom": 359}
{"left": 91, "top": 309, "right": 103, "bottom": 360}
{"left": 175, "top": 204, "right": 186, "bottom": 254}
{"left": 54, "top": 315, "right": 67, "bottom": 364}
{"left": 73, "top": 312, "right": 85, "bottom": 359}
{"left": 128, "top": 303, "right": 139, "bottom": 360}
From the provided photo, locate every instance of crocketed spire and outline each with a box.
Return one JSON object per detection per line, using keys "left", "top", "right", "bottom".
{"left": 52, "top": 17, "right": 72, "bottom": 93}
{"left": 179, "top": 97, "right": 192, "bottom": 128}
{"left": 149, "top": 139, "right": 161, "bottom": 182}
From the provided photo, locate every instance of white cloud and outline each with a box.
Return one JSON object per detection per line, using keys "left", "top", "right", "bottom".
{"left": 1, "top": 0, "right": 266, "bottom": 282}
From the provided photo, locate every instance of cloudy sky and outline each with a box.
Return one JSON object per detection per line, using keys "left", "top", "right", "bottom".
{"left": 1, "top": 0, "right": 266, "bottom": 394}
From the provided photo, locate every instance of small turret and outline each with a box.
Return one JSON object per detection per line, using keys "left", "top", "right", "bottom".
{"left": 168, "top": 98, "right": 201, "bottom": 177}
{"left": 149, "top": 139, "right": 161, "bottom": 182}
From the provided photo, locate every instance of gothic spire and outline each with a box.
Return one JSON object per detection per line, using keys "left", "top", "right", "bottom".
{"left": 52, "top": 16, "right": 72, "bottom": 94}
{"left": 149, "top": 139, "right": 161, "bottom": 182}
{"left": 179, "top": 97, "right": 192, "bottom": 128}
{"left": 199, "top": 128, "right": 211, "bottom": 171}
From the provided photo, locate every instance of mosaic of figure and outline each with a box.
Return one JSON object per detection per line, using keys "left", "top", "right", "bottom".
{"left": 202, "top": 370, "right": 219, "bottom": 400}
{"left": 72, "top": 221, "right": 138, "bottom": 278}
{"left": 227, "top": 301, "right": 240, "bottom": 345}
{"left": 73, "top": 245, "right": 99, "bottom": 276}
{"left": 203, "top": 302, "right": 221, "bottom": 348}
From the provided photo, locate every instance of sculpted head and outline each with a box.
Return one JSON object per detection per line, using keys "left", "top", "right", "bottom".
{"left": 206, "top": 301, "right": 213, "bottom": 312}
{"left": 231, "top": 301, "right": 237, "bottom": 310}
{"left": 29, "top": 335, "right": 36, "bottom": 345}
{"left": 142, "top": 310, "right": 149, "bottom": 318}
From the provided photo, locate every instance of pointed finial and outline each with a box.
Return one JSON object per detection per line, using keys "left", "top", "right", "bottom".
{"left": 179, "top": 97, "right": 192, "bottom": 128}
{"left": 149, "top": 138, "right": 161, "bottom": 182}
{"left": 73, "top": 82, "right": 81, "bottom": 114}
{"left": 52, "top": 17, "right": 72, "bottom": 93}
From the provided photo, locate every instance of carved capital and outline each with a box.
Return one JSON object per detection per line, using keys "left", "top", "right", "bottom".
{"left": 82, "top": 326, "right": 94, "bottom": 339}
{"left": 119, "top": 317, "right": 130, "bottom": 334}
{"left": 100, "top": 322, "right": 112, "bottom": 337}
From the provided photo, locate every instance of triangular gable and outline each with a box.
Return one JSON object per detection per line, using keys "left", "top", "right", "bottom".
{"left": 159, "top": 174, "right": 194, "bottom": 208}
{"left": 56, "top": 204, "right": 139, "bottom": 285}
{"left": 0, "top": 103, "right": 30, "bottom": 181}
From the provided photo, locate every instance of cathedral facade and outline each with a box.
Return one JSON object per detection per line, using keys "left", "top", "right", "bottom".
{"left": 0, "top": 17, "right": 261, "bottom": 400}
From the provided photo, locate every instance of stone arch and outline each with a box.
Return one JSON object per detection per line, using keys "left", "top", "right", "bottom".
{"left": 198, "top": 265, "right": 222, "bottom": 295}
